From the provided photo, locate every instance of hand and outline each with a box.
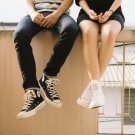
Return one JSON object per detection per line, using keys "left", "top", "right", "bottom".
{"left": 88, "top": 10, "right": 98, "bottom": 20}
{"left": 30, "top": 11, "right": 44, "bottom": 25}
{"left": 98, "top": 10, "right": 112, "bottom": 23}
{"left": 40, "top": 11, "right": 60, "bottom": 28}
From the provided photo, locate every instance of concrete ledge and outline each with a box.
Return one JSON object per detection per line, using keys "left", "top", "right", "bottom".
{"left": 0, "top": 30, "right": 97, "bottom": 135}
{"left": 0, "top": 22, "right": 135, "bottom": 135}
{"left": 1, "top": 23, "right": 135, "bottom": 43}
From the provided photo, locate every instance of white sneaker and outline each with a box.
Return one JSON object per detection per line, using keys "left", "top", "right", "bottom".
{"left": 39, "top": 74, "right": 62, "bottom": 108}
{"left": 77, "top": 81, "right": 92, "bottom": 109}
{"left": 89, "top": 80, "right": 105, "bottom": 109}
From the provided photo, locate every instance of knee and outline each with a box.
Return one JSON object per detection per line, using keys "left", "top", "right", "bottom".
{"left": 14, "top": 29, "right": 23, "bottom": 43}
{"left": 61, "top": 21, "right": 79, "bottom": 37}
{"left": 83, "top": 27, "right": 98, "bottom": 39}
{"left": 14, "top": 28, "right": 31, "bottom": 47}
{"left": 102, "top": 28, "right": 119, "bottom": 41}
{"left": 68, "top": 22, "right": 79, "bottom": 35}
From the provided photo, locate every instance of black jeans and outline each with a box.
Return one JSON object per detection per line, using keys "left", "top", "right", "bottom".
{"left": 14, "top": 12, "right": 79, "bottom": 90}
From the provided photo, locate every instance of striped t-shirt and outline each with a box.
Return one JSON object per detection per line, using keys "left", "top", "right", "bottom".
{"left": 33, "top": 0, "right": 63, "bottom": 12}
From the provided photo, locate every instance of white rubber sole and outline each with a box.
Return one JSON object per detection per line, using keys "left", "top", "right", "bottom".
{"left": 17, "top": 100, "right": 46, "bottom": 119}
{"left": 45, "top": 94, "right": 62, "bottom": 108}
{"left": 77, "top": 97, "right": 90, "bottom": 109}
{"left": 89, "top": 99, "right": 105, "bottom": 109}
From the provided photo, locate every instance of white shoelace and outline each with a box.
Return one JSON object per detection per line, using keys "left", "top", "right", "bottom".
{"left": 22, "top": 90, "right": 38, "bottom": 110}
{"left": 91, "top": 83, "right": 101, "bottom": 100}
{"left": 80, "top": 82, "right": 93, "bottom": 104}
{"left": 45, "top": 78, "right": 60, "bottom": 98}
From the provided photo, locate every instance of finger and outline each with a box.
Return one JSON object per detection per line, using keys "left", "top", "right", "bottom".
{"left": 40, "top": 13, "right": 44, "bottom": 19}
{"left": 33, "top": 16, "right": 41, "bottom": 23}
{"left": 98, "top": 13, "right": 103, "bottom": 19}
{"left": 34, "top": 19, "right": 41, "bottom": 25}
{"left": 99, "top": 12, "right": 103, "bottom": 16}
{"left": 46, "top": 24, "right": 52, "bottom": 28}
{"left": 40, "top": 18, "right": 47, "bottom": 27}
{"left": 34, "top": 15, "right": 42, "bottom": 23}
{"left": 101, "top": 14, "right": 107, "bottom": 19}
{"left": 43, "top": 20, "right": 51, "bottom": 28}
{"left": 99, "top": 19, "right": 104, "bottom": 23}
{"left": 44, "top": 21, "right": 52, "bottom": 28}
{"left": 46, "top": 22, "right": 54, "bottom": 28}
{"left": 98, "top": 16, "right": 104, "bottom": 23}
{"left": 37, "top": 14, "right": 44, "bottom": 22}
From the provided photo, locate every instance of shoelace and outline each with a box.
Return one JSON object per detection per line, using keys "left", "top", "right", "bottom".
{"left": 81, "top": 83, "right": 92, "bottom": 104}
{"left": 45, "top": 78, "right": 60, "bottom": 98}
{"left": 22, "top": 90, "right": 39, "bottom": 110}
{"left": 91, "top": 83, "right": 99, "bottom": 100}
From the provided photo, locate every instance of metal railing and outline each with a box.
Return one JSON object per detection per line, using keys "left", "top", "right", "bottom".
{"left": 98, "top": 42, "right": 135, "bottom": 135}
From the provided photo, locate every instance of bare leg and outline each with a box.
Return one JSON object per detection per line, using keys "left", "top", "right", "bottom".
{"left": 77, "top": 21, "right": 105, "bottom": 109}
{"left": 79, "top": 20, "right": 100, "bottom": 80}
{"left": 99, "top": 20, "right": 121, "bottom": 76}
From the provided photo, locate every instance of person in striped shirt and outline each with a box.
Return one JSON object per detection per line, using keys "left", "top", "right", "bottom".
{"left": 14, "top": 0, "right": 79, "bottom": 119}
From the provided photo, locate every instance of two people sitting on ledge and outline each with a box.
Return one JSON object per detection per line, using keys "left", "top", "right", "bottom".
{"left": 13, "top": 0, "right": 125, "bottom": 119}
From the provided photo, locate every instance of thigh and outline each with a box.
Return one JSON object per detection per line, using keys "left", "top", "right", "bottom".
{"left": 77, "top": 10, "right": 99, "bottom": 34}
{"left": 108, "top": 13, "right": 125, "bottom": 30}
{"left": 53, "top": 13, "right": 78, "bottom": 33}
{"left": 100, "top": 20, "right": 121, "bottom": 43}
{"left": 15, "top": 15, "right": 44, "bottom": 39}
{"left": 79, "top": 20, "right": 99, "bottom": 35}
{"left": 101, "top": 20, "right": 121, "bottom": 35}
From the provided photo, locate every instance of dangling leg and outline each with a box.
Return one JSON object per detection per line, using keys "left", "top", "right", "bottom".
{"left": 77, "top": 20, "right": 104, "bottom": 108}
{"left": 99, "top": 20, "right": 121, "bottom": 76}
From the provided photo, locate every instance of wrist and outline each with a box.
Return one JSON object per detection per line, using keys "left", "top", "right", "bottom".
{"left": 108, "top": 9, "right": 113, "bottom": 15}
{"left": 54, "top": 7, "right": 65, "bottom": 17}
{"left": 87, "top": 9, "right": 93, "bottom": 16}
{"left": 29, "top": 10, "right": 37, "bottom": 16}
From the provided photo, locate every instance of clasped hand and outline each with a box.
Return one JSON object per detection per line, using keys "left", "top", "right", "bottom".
{"left": 31, "top": 11, "right": 59, "bottom": 28}
{"left": 88, "top": 10, "right": 112, "bottom": 23}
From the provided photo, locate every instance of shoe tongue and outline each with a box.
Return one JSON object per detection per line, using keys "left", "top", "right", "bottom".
{"left": 45, "top": 74, "right": 56, "bottom": 79}
{"left": 25, "top": 89, "right": 37, "bottom": 96}
{"left": 26, "top": 88, "right": 39, "bottom": 92}
{"left": 91, "top": 80, "right": 99, "bottom": 84}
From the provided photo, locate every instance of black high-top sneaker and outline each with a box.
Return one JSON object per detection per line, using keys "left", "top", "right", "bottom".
{"left": 17, "top": 89, "right": 46, "bottom": 119}
{"left": 39, "top": 74, "right": 62, "bottom": 108}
